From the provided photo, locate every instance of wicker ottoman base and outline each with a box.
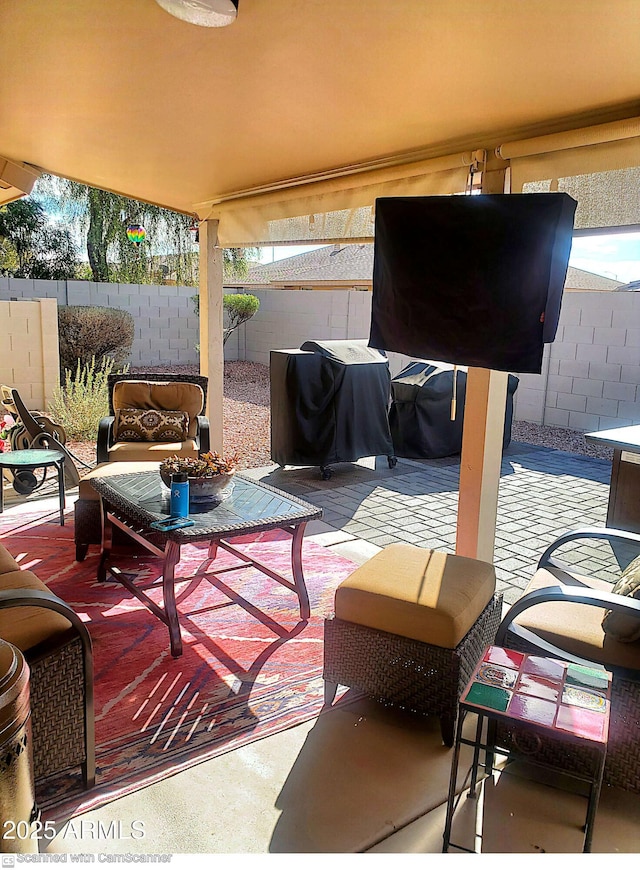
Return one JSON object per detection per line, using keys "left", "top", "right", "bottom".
{"left": 323, "top": 593, "right": 502, "bottom": 746}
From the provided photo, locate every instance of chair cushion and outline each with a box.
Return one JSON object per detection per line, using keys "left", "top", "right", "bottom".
{"left": 334, "top": 544, "right": 496, "bottom": 648}
{"left": 112, "top": 381, "right": 204, "bottom": 438}
{"left": 0, "top": 544, "right": 20, "bottom": 576}
{"left": 0, "top": 568, "right": 75, "bottom": 654}
{"left": 114, "top": 408, "right": 189, "bottom": 443}
{"left": 512, "top": 566, "right": 640, "bottom": 671}
{"left": 602, "top": 555, "right": 640, "bottom": 643}
{"left": 78, "top": 461, "right": 162, "bottom": 501}
{"left": 107, "top": 439, "right": 199, "bottom": 463}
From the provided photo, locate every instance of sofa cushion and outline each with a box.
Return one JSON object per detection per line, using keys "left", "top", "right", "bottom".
{"left": 112, "top": 381, "right": 204, "bottom": 438}
{"left": 334, "top": 544, "right": 496, "bottom": 648}
{"left": 602, "top": 555, "right": 640, "bottom": 643}
{"left": 0, "top": 544, "right": 20, "bottom": 576}
{"left": 0, "top": 568, "right": 75, "bottom": 654}
{"left": 107, "top": 439, "right": 199, "bottom": 463}
{"left": 78, "top": 460, "right": 162, "bottom": 501}
{"left": 512, "top": 566, "right": 640, "bottom": 671}
{"left": 114, "top": 408, "right": 189, "bottom": 443}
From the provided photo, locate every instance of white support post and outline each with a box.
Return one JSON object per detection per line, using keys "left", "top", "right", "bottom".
{"left": 198, "top": 219, "right": 224, "bottom": 453}
{"left": 455, "top": 367, "right": 508, "bottom": 562}
{"left": 455, "top": 161, "right": 509, "bottom": 563}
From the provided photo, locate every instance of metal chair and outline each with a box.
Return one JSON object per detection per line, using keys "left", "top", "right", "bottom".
{"left": 495, "top": 527, "right": 640, "bottom": 792}
{"left": 96, "top": 372, "right": 210, "bottom": 464}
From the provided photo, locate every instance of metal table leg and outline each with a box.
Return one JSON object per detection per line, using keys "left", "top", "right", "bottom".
{"left": 57, "top": 457, "right": 66, "bottom": 525}
{"left": 442, "top": 709, "right": 467, "bottom": 852}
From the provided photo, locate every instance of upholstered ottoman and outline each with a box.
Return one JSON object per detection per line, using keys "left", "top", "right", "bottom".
{"left": 74, "top": 461, "right": 161, "bottom": 561}
{"left": 323, "top": 544, "right": 502, "bottom": 745}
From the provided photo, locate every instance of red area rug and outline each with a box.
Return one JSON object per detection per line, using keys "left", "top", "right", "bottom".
{"left": 0, "top": 506, "right": 356, "bottom": 820}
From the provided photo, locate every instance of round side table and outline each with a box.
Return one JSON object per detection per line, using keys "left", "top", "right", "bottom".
{"left": 0, "top": 449, "right": 66, "bottom": 525}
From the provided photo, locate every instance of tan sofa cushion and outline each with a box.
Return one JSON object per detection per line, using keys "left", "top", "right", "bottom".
{"left": 0, "top": 544, "right": 20, "bottom": 575}
{"left": 78, "top": 460, "right": 162, "bottom": 501}
{"left": 512, "top": 566, "right": 640, "bottom": 671}
{"left": 334, "top": 544, "right": 496, "bottom": 649}
{"left": 0, "top": 568, "right": 74, "bottom": 654}
{"left": 112, "top": 381, "right": 204, "bottom": 438}
{"left": 107, "top": 438, "right": 199, "bottom": 463}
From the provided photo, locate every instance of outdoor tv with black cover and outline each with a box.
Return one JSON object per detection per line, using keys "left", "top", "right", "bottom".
{"left": 369, "top": 193, "right": 577, "bottom": 373}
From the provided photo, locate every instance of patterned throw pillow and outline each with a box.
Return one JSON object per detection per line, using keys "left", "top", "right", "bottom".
{"left": 601, "top": 554, "right": 640, "bottom": 643}
{"left": 114, "top": 409, "right": 189, "bottom": 443}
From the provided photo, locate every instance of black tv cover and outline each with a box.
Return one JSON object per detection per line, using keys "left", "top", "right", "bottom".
{"left": 369, "top": 193, "right": 577, "bottom": 374}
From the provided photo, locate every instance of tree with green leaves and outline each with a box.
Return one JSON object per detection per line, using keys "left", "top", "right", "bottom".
{"left": 33, "top": 175, "right": 256, "bottom": 286}
{"left": 0, "top": 198, "right": 79, "bottom": 279}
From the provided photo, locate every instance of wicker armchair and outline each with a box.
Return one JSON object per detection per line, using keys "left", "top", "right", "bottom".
{"left": 97, "top": 372, "right": 210, "bottom": 464}
{"left": 0, "top": 544, "right": 95, "bottom": 794}
{"left": 495, "top": 526, "right": 640, "bottom": 793}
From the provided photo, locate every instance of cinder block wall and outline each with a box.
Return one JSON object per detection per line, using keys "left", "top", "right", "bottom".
{"left": 513, "top": 291, "right": 640, "bottom": 429}
{"left": 240, "top": 288, "right": 639, "bottom": 429}
{"left": 1, "top": 278, "right": 638, "bottom": 428}
{"left": 0, "top": 298, "right": 59, "bottom": 410}
{"left": 0, "top": 277, "right": 200, "bottom": 367}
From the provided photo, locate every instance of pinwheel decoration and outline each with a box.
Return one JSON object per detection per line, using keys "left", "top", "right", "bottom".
{"left": 126, "top": 224, "right": 147, "bottom": 246}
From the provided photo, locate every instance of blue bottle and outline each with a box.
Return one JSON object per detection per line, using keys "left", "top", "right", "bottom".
{"left": 170, "top": 472, "right": 189, "bottom": 518}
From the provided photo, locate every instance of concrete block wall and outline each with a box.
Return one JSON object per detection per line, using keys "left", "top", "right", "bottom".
{"left": 236, "top": 288, "right": 373, "bottom": 363}
{"left": 0, "top": 277, "right": 200, "bottom": 367}
{"left": 0, "top": 298, "right": 59, "bottom": 410}
{"left": 1, "top": 278, "right": 637, "bottom": 428}
{"left": 240, "top": 287, "right": 639, "bottom": 429}
{"left": 511, "top": 291, "right": 640, "bottom": 429}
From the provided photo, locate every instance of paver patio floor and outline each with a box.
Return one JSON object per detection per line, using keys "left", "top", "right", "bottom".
{"left": 247, "top": 439, "right": 615, "bottom": 604}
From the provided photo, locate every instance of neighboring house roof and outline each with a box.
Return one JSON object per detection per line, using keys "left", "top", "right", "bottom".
{"left": 564, "top": 267, "right": 623, "bottom": 291}
{"left": 238, "top": 244, "right": 373, "bottom": 286}
{"left": 232, "top": 244, "right": 624, "bottom": 292}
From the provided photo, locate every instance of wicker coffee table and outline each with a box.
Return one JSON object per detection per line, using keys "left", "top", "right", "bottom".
{"left": 90, "top": 469, "right": 322, "bottom": 656}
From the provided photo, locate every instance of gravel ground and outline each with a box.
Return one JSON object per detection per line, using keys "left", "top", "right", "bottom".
{"left": 61, "top": 361, "right": 612, "bottom": 472}
{"left": 510, "top": 420, "right": 613, "bottom": 461}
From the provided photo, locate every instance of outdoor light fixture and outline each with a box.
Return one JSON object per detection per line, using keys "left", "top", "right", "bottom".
{"left": 155, "top": 0, "right": 239, "bottom": 28}
{"left": 189, "top": 220, "right": 200, "bottom": 244}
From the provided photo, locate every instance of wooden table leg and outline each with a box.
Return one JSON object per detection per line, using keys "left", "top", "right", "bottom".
{"left": 291, "top": 521, "right": 310, "bottom": 620}
{"left": 163, "top": 539, "right": 183, "bottom": 657}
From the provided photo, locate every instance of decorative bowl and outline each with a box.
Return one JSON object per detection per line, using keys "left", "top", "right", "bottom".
{"left": 160, "top": 468, "right": 235, "bottom": 501}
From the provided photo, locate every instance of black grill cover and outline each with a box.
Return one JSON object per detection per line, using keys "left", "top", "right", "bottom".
{"left": 389, "top": 361, "right": 519, "bottom": 459}
{"left": 270, "top": 340, "right": 394, "bottom": 467}
{"left": 370, "top": 193, "right": 577, "bottom": 374}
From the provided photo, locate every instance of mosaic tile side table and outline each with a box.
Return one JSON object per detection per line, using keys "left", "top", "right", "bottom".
{"left": 442, "top": 644, "right": 612, "bottom": 854}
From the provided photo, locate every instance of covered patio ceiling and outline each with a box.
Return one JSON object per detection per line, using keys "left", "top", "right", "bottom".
{"left": 1, "top": 0, "right": 639, "bottom": 214}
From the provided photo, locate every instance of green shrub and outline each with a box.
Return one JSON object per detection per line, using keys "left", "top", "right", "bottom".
{"left": 49, "top": 357, "right": 128, "bottom": 440}
{"left": 191, "top": 293, "right": 260, "bottom": 346}
{"left": 58, "top": 305, "right": 134, "bottom": 372}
